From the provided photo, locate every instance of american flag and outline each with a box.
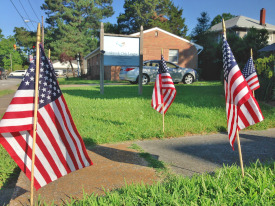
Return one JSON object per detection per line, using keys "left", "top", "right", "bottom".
{"left": 222, "top": 35, "right": 264, "bottom": 149}
{"left": 0, "top": 44, "right": 92, "bottom": 190}
{"left": 242, "top": 57, "right": 260, "bottom": 91}
{"left": 151, "top": 54, "right": 176, "bottom": 114}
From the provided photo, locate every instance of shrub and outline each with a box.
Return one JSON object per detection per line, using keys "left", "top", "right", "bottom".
{"left": 255, "top": 54, "right": 275, "bottom": 101}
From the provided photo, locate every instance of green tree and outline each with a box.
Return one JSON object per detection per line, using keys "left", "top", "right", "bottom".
{"left": 191, "top": 12, "right": 210, "bottom": 39}
{"left": 117, "top": 0, "right": 188, "bottom": 37}
{"left": 0, "top": 35, "right": 25, "bottom": 71}
{"left": 13, "top": 27, "right": 36, "bottom": 55}
{"left": 210, "top": 13, "right": 236, "bottom": 27}
{"left": 243, "top": 28, "right": 269, "bottom": 60}
{"left": 0, "top": 29, "right": 4, "bottom": 40}
{"left": 41, "top": 0, "right": 114, "bottom": 76}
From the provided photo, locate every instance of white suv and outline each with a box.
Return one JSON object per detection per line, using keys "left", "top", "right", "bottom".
{"left": 8, "top": 70, "right": 27, "bottom": 77}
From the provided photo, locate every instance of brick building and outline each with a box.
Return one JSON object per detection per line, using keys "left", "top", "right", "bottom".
{"left": 85, "top": 27, "right": 203, "bottom": 81}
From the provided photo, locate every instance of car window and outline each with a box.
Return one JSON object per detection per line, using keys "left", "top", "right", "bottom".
{"left": 166, "top": 62, "right": 177, "bottom": 69}
{"left": 152, "top": 63, "right": 159, "bottom": 67}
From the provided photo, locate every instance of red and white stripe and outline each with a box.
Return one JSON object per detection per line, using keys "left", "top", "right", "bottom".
{"left": 152, "top": 73, "right": 176, "bottom": 114}
{"left": 0, "top": 95, "right": 92, "bottom": 190}
{"left": 245, "top": 73, "right": 260, "bottom": 91}
{"left": 225, "top": 65, "right": 264, "bottom": 148}
{"left": 0, "top": 90, "right": 34, "bottom": 133}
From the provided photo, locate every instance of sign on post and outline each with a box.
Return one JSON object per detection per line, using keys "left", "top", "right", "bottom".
{"left": 103, "top": 36, "right": 140, "bottom": 66}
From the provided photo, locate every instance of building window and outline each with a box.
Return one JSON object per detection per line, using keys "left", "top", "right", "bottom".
{"left": 268, "top": 33, "right": 273, "bottom": 43}
{"left": 169, "top": 49, "right": 179, "bottom": 63}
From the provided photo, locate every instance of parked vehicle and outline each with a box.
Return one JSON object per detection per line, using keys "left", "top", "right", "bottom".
{"left": 8, "top": 70, "right": 27, "bottom": 77}
{"left": 0, "top": 67, "right": 7, "bottom": 80}
{"left": 119, "top": 60, "right": 198, "bottom": 85}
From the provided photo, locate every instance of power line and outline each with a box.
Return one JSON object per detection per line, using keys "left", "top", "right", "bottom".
{"left": 9, "top": 0, "right": 31, "bottom": 30}
{"left": 27, "top": 0, "right": 41, "bottom": 23}
{"left": 18, "top": 0, "right": 36, "bottom": 29}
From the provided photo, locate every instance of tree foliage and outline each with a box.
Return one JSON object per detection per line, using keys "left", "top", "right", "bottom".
{"left": 191, "top": 11, "right": 269, "bottom": 81}
{"left": 13, "top": 27, "right": 36, "bottom": 55}
{"left": 210, "top": 13, "right": 236, "bottom": 27}
{"left": 41, "top": 0, "right": 114, "bottom": 75}
{"left": 117, "top": 0, "right": 188, "bottom": 37}
{"left": 0, "top": 35, "right": 25, "bottom": 70}
{"left": 191, "top": 12, "right": 210, "bottom": 40}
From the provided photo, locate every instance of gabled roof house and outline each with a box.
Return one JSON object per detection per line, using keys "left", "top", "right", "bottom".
{"left": 209, "top": 8, "right": 275, "bottom": 44}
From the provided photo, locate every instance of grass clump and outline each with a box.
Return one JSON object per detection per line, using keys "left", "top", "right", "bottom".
{"left": 65, "top": 161, "right": 274, "bottom": 205}
{"left": 0, "top": 146, "right": 20, "bottom": 188}
{"left": 0, "top": 89, "right": 14, "bottom": 97}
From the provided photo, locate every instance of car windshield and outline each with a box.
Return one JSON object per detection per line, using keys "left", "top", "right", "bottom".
{"left": 144, "top": 61, "right": 159, "bottom": 67}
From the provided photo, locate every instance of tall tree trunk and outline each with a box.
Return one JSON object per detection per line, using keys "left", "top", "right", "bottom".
{"left": 69, "top": 60, "right": 75, "bottom": 77}
{"left": 80, "top": 56, "right": 84, "bottom": 76}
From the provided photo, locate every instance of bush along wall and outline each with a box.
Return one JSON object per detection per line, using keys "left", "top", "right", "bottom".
{"left": 255, "top": 54, "right": 275, "bottom": 101}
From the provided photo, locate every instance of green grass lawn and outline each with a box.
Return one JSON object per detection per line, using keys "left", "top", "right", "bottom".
{"left": 61, "top": 81, "right": 275, "bottom": 146}
{"left": 0, "top": 81, "right": 274, "bottom": 202}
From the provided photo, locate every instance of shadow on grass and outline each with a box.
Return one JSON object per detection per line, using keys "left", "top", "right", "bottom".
{"left": 62, "top": 84, "right": 225, "bottom": 107}
{"left": 0, "top": 166, "right": 21, "bottom": 206}
{"left": 90, "top": 116, "right": 125, "bottom": 126}
{"left": 86, "top": 145, "right": 162, "bottom": 168}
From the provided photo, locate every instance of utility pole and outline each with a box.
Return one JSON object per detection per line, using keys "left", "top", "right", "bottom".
{"left": 100, "top": 22, "right": 104, "bottom": 94}
{"left": 10, "top": 53, "right": 12, "bottom": 71}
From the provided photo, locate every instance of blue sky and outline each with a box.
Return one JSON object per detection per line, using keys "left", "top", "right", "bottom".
{"left": 1, "top": 0, "right": 275, "bottom": 38}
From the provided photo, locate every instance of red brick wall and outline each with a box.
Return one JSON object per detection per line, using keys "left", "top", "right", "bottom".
{"left": 143, "top": 29, "right": 198, "bottom": 69}
{"left": 87, "top": 53, "right": 100, "bottom": 80}
{"left": 87, "top": 54, "right": 121, "bottom": 81}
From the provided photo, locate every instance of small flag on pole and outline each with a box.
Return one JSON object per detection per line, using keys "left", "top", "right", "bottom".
{"left": 151, "top": 54, "right": 176, "bottom": 114}
{"left": 222, "top": 35, "right": 264, "bottom": 149}
{"left": 0, "top": 44, "right": 92, "bottom": 190}
{"left": 242, "top": 57, "right": 260, "bottom": 91}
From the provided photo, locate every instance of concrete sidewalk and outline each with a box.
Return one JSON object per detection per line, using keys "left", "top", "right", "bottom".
{"left": 136, "top": 129, "right": 275, "bottom": 176}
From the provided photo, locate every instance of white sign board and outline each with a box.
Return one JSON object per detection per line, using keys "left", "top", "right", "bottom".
{"left": 103, "top": 36, "right": 140, "bottom": 66}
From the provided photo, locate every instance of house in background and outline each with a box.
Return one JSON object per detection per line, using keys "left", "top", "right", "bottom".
{"left": 209, "top": 8, "right": 275, "bottom": 44}
{"left": 52, "top": 60, "right": 79, "bottom": 76}
{"left": 85, "top": 27, "right": 203, "bottom": 81}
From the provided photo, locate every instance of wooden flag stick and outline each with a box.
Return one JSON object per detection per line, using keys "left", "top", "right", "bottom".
{"left": 223, "top": 19, "right": 245, "bottom": 177}
{"left": 48, "top": 49, "right": 51, "bottom": 60}
{"left": 236, "top": 130, "right": 245, "bottom": 177}
{"left": 251, "top": 48, "right": 255, "bottom": 97}
{"left": 222, "top": 18, "right": 226, "bottom": 39}
{"left": 30, "top": 23, "right": 41, "bottom": 206}
{"left": 162, "top": 103, "right": 165, "bottom": 133}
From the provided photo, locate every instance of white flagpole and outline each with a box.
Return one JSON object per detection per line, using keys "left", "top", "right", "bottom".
{"left": 223, "top": 19, "right": 245, "bottom": 177}
{"left": 30, "top": 23, "right": 41, "bottom": 206}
